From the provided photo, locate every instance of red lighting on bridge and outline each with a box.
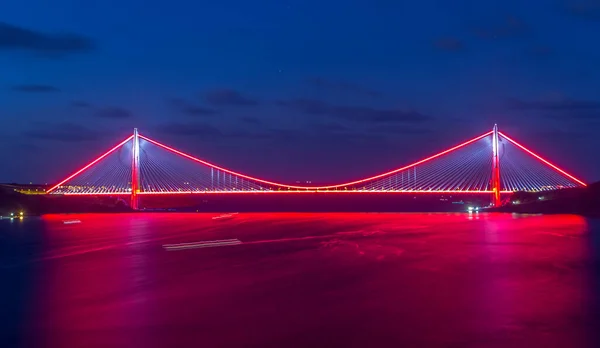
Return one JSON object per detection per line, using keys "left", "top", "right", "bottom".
{"left": 498, "top": 132, "right": 587, "bottom": 187}
{"left": 139, "top": 131, "right": 494, "bottom": 191}
{"left": 47, "top": 135, "right": 134, "bottom": 194}
{"left": 45, "top": 125, "right": 586, "bottom": 207}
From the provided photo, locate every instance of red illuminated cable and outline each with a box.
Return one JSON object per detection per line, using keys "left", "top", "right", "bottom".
{"left": 138, "top": 131, "right": 493, "bottom": 190}
{"left": 498, "top": 132, "right": 586, "bottom": 187}
{"left": 60, "top": 190, "right": 513, "bottom": 196}
{"left": 133, "top": 190, "right": 505, "bottom": 194}
{"left": 46, "top": 135, "right": 134, "bottom": 193}
{"left": 61, "top": 192, "right": 131, "bottom": 195}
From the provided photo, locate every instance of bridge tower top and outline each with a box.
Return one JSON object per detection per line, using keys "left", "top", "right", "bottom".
{"left": 492, "top": 123, "right": 501, "bottom": 207}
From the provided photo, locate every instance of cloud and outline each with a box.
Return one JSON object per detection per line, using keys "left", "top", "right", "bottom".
{"left": 156, "top": 122, "right": 224, "bottom": 137}
{"left": 155, "top": 121, "right": 353, "bottom": 141}
{"left": 240, "top": 116, "right": 262, "bottom": 125}
{"left": 94, "top": 107, "right": 133, "bottom": 119}
{"left": 565, "top": 1, "right": 600, "bottom": 20}
{"left": 14, "top": 143, "right": 42, "bottom": 151}
{"left": 368, "top": 125, "right": 434, "bottom": 135}
{"left": 332, "top": 106, "right": 430, "bottom": 123}
{"left": 226, "top": 130, "right": 272, "bottom": 139}
{"left": 11, "top": 84, "right": 59, "bottom": 93}
{"left": 264, "top": 128, "right": 388, "bottom": 154}
{"left": 506, "top": 97, "right": 600, "bottom": 121}
{"left": 307, "top": 77, "right": 383, "bottom": 98}
{"left": 154, "top": 122, "right": 275, "bottom": 141}
{"left": 22, "top": 123, "right": 101, "bottom": 142}
{"left": 506, "top": 98, "right": 600, "bottom": 111}
{"left": 265, "top": 128, "right": 304, "bottom": 139}
{"left": 204, "top": 89, "right": 258, "bottom": 107}
{"left": 277, "top": 98, "right": 431, "bottom": 124}
{"left": 547, "top": 110, "right": 600, "bottom": 120}
{"left": 472, "top": 15, "right": 528, "bottom": 39}
{"left": 276, "top": 99, "right": 331, "bottom": 115}
{"left": 0, "top": 22, "right": 94, "bottom": 54}
{"left": 71, "top": 100, "right": 93, "bottom": 108}
{"left": 168, "top": 98, "right": 218, "bottom": 116}
{"left": 533, "top": 129, "right": 592, "bottom": 139}
{"left": 265, "top": 126, "right": 384, "bottom": 143}
{"left": 309, "top": 122, "right": 349, "bottom": 132}
{"left": 432, "top": 37, "right": 465, "bottom": 52}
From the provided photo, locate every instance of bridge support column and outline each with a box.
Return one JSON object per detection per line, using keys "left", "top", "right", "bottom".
{"left": 492, "top": 124, "right": 501, "bottom": 207}
{"left": 131, "top": 128, "right": 140, "bottom": 210}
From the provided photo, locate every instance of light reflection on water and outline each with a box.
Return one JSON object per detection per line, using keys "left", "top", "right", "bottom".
{"left": 1, "top": 213, "right": 599, "bottom": 347}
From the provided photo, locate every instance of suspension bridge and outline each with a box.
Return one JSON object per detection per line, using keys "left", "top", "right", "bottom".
{"left": 45, "top": 124, "right": 586, "bottom": 209}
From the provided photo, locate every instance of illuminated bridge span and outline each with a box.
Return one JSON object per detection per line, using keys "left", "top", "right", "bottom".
{"left": 46, "top": 125, "right": 586, "bottom": 209}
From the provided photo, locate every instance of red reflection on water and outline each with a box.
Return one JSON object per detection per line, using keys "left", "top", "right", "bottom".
{"left": 472, "top": 215, "right": 591, "bottom": 347}
{"left": 28, "top": 214, "right": 159, "bottom": 347}
{"left": 25, "top": 213, "right": 594, "bottom": 347}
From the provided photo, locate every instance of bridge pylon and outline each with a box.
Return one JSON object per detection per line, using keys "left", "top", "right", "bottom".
{"left": 131, "top": 128, "right": 141, "bottom": 210}
{"left": 491, "top": 123, "right": 501, "bottom": 207}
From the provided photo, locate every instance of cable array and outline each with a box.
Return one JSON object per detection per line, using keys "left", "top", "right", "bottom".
{"left": 50, "top": 139, "right": 133, "bottom": 194}
{"left": 498, "top": 134, "right": 582, "bottom": 191}
{"left": 139, "top": 138, "right": 269, "bottom": 192}
{"left": 350, "top": 135, "right": 493, "bottom": 192}
{"left": 46, "top": 128, "right": 586, "bottom": 196}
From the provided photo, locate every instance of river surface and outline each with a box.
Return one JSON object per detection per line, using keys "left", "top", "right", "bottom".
{"left": 1, "top": 213, "right": 600, "bottom": 347}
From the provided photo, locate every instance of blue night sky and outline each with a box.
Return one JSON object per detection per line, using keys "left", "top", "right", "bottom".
{"left": 1, "top": 0, "right": 599, "bottom": 184}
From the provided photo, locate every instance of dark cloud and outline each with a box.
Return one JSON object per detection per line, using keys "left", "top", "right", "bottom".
{"left": 433, "top": 37, "right": 465, "bottom": 52}
{"left": 94, "top": 107, "right": 133, "bottom": 119}
{"left": 307, "top": 77, "right": 383, "bottom": 98}
{"left": 168, "top": 98, "right": 219, "bottom": 116}
{"left": 11, "top": 84, "right": 59, "bottom": 93}
{"left": 226, "top": 130, "right": 272, "bottom": 139}
{"left": 506, "top": 98, "right": 600, "bottom": 111}
{"left": 547, "top": 110, "right": 600, "bottom": 120}
{"left": 240, "top": 116, "right": 262, "bottom": 125}
{"left": 333, "top": 107, "right": 430, "bottom": 123}
{"left": 0, "top": 22, "right": 94, "bottom": 54}
{"left": 534, "top": 129, "right": 592, "bottom": 139}
{"left": 309, "top": 122, "right": 349, "bottom": 132}
{"left": 265, "top": 128, "right": 304, "bottom": 139}
{"left": 204, "top": 89, "right": 258, "bottom": 106}
{"left": 265, "top": 127, "right": 385, "bottom": 146}
{"left": 182, "top": 106, "right": 218, "bottom": 116}
{"left": 156, "top": 122, "right": 224, "bottom": 137}
{"left": 472, "top": 15, "right": 528, "bottom": 39}
{"left": 155, "top": 122, "right": 273, "bottom": 141}
{"left": 565, "top": 1, "right": 600, "bottom": 20}
{"left": 14, "top": 143, "right": 42, "bottom": 151}
{"left": 277, "top": 98, "right": 431, "bottom": 123}
{"left": 22, "top": 123, "right": 101, "bottom": 142}
{"left": 506, "top": 97, "right": 600, "bottom": 122}
{"left": 262, "top": 128, "right": 389, "bottom": 164}
{"left": 276, "top": 99, "right": 331, "bottom": 115}
{"left": 71, "top": 100, "right": 93, "bottom": 108}
{"left": 368, "top": 125, "right": 434, "bottom": 135}
{"left": 154, "top": 121, "right": 357, "bottom": 141}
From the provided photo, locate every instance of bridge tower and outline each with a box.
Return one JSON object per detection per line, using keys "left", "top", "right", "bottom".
{"left": 491, "top": 123, "right": 501, "bottom": 207}
{"left": 131, "top": 128, "right": 141, "bottom": 210}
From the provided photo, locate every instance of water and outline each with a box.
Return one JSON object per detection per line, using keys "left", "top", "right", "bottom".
{"left": 1, "top": 213, "right": 600, "bottom": 347}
